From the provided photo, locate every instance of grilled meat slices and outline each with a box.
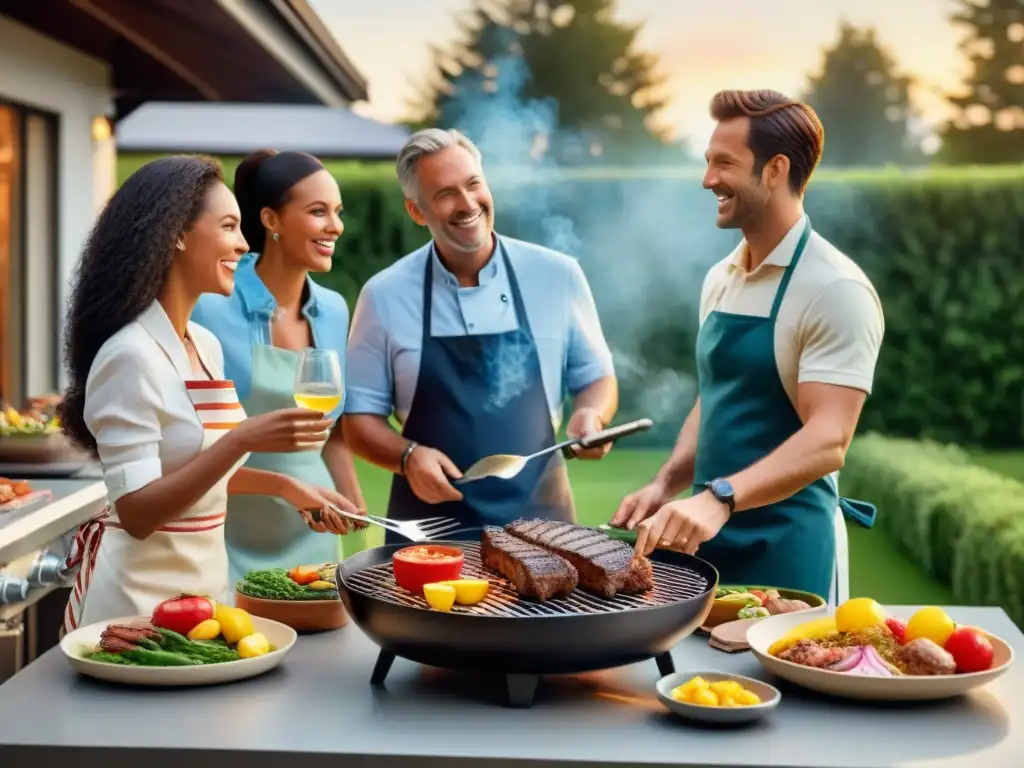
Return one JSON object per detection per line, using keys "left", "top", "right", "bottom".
{"left": 624, "top": 554, "right": 655, "bottom": 594}
{"left": 480, "top": 526, "right": 579, "bottom": 602}
{"left": 504, "top": 519, "right": 652, "bottom": 597}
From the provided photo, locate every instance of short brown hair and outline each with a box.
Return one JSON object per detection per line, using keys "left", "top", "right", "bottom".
{"left": 710, "top": 89, "right": 824, "bottom": 194}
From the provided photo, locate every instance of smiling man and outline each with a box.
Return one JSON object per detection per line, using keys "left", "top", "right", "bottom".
{"left": 610, "top": 89, "right": 884, "bottom": 606}
{"left": 343, "top": 128, "right": 618, "bottom": 539}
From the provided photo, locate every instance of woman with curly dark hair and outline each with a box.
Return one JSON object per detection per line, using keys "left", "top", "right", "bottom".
{"left": 59, "top": 156, "right": 361, "bottom": 633}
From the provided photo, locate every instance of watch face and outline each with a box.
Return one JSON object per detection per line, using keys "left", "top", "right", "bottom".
{"left": 710, "top": 478, "right": 734, "bottom": 498}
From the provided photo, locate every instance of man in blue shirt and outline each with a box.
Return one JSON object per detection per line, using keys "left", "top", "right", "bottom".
{"left": 343, "top": 128, "right": 618, "bottom": 537}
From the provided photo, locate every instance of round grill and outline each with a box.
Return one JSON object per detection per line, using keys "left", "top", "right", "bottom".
{"left": 343, "top": 541, "right": 711, "bottom": 618}
{"left": 336, "top": 528, "right": 719, "bottom": 707}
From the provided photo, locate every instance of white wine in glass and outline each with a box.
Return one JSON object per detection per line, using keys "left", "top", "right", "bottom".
{"left": 293, "top": 348, "right": 342, "bottom": 414}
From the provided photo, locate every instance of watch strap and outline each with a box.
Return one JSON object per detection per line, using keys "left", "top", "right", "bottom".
{"left": 400, "top": 441, "right": 419, "bottom": 475}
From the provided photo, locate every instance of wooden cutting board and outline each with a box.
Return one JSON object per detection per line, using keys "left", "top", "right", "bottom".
{"left": 707, "top": 618, "right": 763, "bottom": 653}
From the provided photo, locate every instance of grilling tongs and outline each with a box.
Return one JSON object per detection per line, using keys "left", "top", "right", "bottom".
{"left": 455, "top": 418, "right": 654, "bottom": 485}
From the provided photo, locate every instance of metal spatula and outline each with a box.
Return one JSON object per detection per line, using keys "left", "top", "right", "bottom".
{"left": 455, "top": 418, "right": 653, "bottom": 485}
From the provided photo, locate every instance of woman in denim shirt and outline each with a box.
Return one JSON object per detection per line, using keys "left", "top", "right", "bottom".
{"left": 193, "top": 149, "right": 366, "bottom": 586}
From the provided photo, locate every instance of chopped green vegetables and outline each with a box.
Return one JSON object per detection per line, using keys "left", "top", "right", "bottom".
{"left": 237, "top": 567, "right": 340, "bottom": 601}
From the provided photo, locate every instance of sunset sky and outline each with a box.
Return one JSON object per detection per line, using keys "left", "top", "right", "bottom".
{"left": 310, "top": 0, "right": 969, "bottom": 150}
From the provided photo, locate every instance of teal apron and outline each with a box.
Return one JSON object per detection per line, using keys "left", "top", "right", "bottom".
{"left": 692, "top": 217, "right": 875, "bottom": 601}
{"left": 225, "top": 343, "right": 366, "bottom": 590}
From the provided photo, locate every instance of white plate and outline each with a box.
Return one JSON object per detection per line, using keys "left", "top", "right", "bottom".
{"left": 656, "top": 671, "right": 781, "bottom": 724}
{"left": 60, "top": 615, "right": 297, "bottom": 687}
{"left": 747, "top": 612, "right": 1015, "bottom": 701}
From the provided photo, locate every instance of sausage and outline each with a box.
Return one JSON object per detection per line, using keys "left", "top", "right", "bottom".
{"left": 900, "top": 638, "right": 956, "bottom": 675}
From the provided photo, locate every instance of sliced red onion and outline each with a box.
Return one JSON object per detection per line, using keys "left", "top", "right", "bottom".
{"left": 827, "top": 646, "right": 864, "bottom": 672}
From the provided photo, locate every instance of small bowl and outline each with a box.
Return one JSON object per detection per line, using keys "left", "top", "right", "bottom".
{"left": 656, "top": 671, "right": 781, "bottom": 724}
{"left": 234, "top": 591, "right": 348, "bottom": 633}
{"left": 392, "top": 544, "right": 465, "bottom": 594}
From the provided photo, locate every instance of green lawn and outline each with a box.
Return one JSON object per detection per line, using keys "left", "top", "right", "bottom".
{"left": 344, "top": 449, "right": 955, "bottom": 606}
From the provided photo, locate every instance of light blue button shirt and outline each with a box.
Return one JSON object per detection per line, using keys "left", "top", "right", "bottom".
{"left": 191, "top": 254, "right": 351, "bottom": 416}
{"left": 344, "top": 234, "right": 615, "bottom": 428}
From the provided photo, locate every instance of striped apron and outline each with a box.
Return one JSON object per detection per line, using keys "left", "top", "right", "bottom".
{"left": 63, "top": 379, "right": 249, "bottom": 634}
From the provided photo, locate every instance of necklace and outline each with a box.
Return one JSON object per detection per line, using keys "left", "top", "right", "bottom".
{"left": 271, "top": 307, "right": 286, "bottom": 322}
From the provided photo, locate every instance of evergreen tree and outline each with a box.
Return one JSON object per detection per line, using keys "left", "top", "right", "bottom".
{"left": 407, "top": 0, "right": 678, "bottom": 164}
{"left": 939, "top": 0, "right": 1024, "bottom": 163}
{"left": 801, "top": 21, "right": 923, "bottom": 166}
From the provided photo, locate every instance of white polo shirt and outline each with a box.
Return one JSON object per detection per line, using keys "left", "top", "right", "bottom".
{"left": 698, "top": 217, "right": 884, "bottom": 406}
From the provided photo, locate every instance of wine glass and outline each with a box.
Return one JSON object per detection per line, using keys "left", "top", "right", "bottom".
{"left": 293, "top": 348, "right": 343, "bottom": 415}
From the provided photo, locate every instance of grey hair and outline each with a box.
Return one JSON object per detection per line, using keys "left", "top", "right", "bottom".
{"left": 396, "top": 128, "right": 483, "bottom": 201}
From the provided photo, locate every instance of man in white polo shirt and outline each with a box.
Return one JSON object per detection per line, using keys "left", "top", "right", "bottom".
{"left": 611, "top": 89, "right": 884, "bottom": 606}
{"left": 343, "top": 128, "right": 618, "bottom": 542}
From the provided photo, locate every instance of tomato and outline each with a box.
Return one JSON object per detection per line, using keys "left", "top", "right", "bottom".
{"left": 944, "top": 627, "right": 994, "bottom": 673}
{"left": 392, "top": 545, "right": 464, "bottom": 595}
{"left": 749, "top": 590, "right": 768, "bottom": 603}
{"left": 151, "top": 595, "right": 215, "bottom": 636}
{"left": 885, "top": 617, "right": 908, "bottom": 644}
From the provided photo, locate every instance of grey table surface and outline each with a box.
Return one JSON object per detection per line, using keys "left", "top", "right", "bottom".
{"left": 0, "top": 605, "right": 1020, "bottom": 768}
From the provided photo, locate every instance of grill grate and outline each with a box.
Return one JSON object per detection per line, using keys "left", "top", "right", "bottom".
{"left": 343, "top": 542, "right": 711, "bottom": 618}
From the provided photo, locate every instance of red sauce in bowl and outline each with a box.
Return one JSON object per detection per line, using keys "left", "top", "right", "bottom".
{"left": 392, "top": 545, "right": 465, "bottom": 594}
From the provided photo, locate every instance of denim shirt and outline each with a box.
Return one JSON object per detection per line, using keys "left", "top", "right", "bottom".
{"left": 191, "top": 254, "right": 351, "bottom": 415}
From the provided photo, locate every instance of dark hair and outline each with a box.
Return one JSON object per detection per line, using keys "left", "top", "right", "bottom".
{"left": 60, "top": 156, "right": 224, "bottom": 454}
{"left": 233, "top": 149, "right": 326, "bottom": 253}
{"left": 710, "top": 89, "right": 824, "bottom": 194}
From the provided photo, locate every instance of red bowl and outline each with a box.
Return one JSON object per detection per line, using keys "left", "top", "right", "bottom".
{"left": 392, "top": 544, "right": 465, "bottom": 595}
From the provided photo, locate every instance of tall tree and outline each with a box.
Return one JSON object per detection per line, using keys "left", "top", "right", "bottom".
{"left": 407, "top": 0, "right": 679, "bottom": 164}
{"left": 938, "top": 0, "right": 1024, "bottom": 164}
{"left": 801, "top": 21, "right": 923, "bottom": 167}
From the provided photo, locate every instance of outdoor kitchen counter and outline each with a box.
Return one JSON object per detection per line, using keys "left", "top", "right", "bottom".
{"left": 0, "top": 606, "right": 1020, "bottom": 768}
{"left": 0, "top": 475, "right": 105, "bottom": 563}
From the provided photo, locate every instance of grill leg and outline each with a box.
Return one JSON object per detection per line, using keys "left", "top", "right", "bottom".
{"left": 505, "top": 674, "right": 539, "bottom": 708}
{"left": 370, "top": 649, "right": 396, "bottom": 686}
{"left": 655, "top": 652, "right": 675, "bottom": 677}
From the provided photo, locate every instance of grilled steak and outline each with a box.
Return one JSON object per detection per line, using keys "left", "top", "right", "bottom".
{"left": 504, "top": 519, "right": 652, "bottom": 597}
{"left": 480, "top": 526, "right": 578, "bottom": 602}
{"left": 623, "top": 554, "right": 655, "bottom": 594}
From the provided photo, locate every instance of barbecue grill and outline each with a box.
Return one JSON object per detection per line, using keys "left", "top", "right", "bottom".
{"left": 336, "top": 527, "right": 719, "bottom": 707}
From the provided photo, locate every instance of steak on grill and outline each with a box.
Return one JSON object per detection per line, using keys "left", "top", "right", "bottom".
{"left": 480, "top": 526, "right": 578, "bottom": 602}
{"left": 504, "top": 519, "right": 653, "bottom": 597}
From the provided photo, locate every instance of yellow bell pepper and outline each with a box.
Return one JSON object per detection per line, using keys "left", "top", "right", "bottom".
{"left": 237, "top": 632, "right": 270, "bottom": 659}
{"left": 187, "top": 619, "right": 221, "bottom": 641}
{"left": 216, "top": 605, "right": 255, "bottom": 644}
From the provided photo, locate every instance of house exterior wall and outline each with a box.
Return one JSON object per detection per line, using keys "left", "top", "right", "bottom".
{"left": 0, "top": 15, "right": 115, "bottom": 395}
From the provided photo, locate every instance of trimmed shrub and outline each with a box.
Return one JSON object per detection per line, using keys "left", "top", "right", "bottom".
{"left": 843, "top": 433, "right": 1024, "bottom": 627}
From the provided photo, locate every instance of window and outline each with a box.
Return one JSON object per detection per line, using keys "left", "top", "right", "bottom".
{"left": 0, "top": 100, "right": 58, "bottom": 409}
{"left": 0, "top": 103, "right": 21, "bottom": 406}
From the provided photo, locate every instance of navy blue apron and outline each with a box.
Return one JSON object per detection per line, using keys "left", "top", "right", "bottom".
{"left": 385, "top": 241, "right": 575, "bottom": 543}
{"left": 692, "top": 217, "right": 875, "bottom": 600}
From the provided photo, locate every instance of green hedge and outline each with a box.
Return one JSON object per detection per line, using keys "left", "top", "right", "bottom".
{"left": 842, "top": 433, "right": 1024, "bottom": 626}
{"left": 118, "top": 154, "right": 1024, "bottom": 448}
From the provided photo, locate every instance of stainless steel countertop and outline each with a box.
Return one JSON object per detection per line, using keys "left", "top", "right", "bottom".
{"left": 0, "top": 605, "right": 1020, "bottom": 767}
{"left": 0, "top": 475, "right": 106, "bottom": 563}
